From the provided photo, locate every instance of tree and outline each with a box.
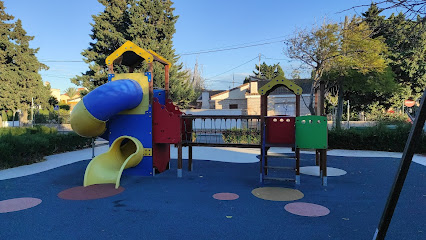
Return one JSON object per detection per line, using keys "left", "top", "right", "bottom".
{"left": 363, "top": 4, "right": 426, "bottom": 106}
{"left": 64, "top": 87, "right": 78, "bottom": 99}
{"left": 11, "top": 19, "right": 49, "bottom": 124}
{"left": 0, "top": 1, "right": 19, "bottom": 115}
{"left": 0, "top": 1, "right": 49, "bottom": 125}
{"left": 326, "top": 16, "right": 388, "bottom": 129}
{"left": 351, "top": 0, "right": 426, "bottom": 18}
{"left": 286, "top": 23, "right": 340, "bottom": 114}
{"left": 48, "top": 96, "right": 59, "bottom": 107}
{"left": 286, "top": 17, "right": 389, "bottom": 126}
{"left": 291, "top": 69, "right": 301, "bottom": 79}
{"left": 72, "top": 0, "right": 195, "bottom": 107}
{"left": 253, "top": 62, "right": 285, "bottom": 80}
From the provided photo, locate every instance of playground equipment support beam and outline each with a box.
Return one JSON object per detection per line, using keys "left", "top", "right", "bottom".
{"left": 149, "top": 62, "right": 154, "bottom": 104}
{"left": 373, "top": 89, "right": 426, "bottom": 240}
{"left": 165, "top": 65, "right": 170, "bottom": 99}
{"left": 177, "top": 143, "right": 183, "bottom": 178}
{"left": 188, "top": 146, "right": 193, "bottom": 171}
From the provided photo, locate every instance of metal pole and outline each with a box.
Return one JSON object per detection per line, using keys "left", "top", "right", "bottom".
{"left": 91, "top": 138, "right": 95, "bottom": 158}
{"left": 258, "top": 53, "right": 261, "bottom": 77}
{"left": 373, "top": 90, "right": 426, "bottom": 240}
{"left": 347, "top": 100, "right": 350, "bottom": 129}
{"left": 31, "top": 97, "right": 34, "bottom": 126}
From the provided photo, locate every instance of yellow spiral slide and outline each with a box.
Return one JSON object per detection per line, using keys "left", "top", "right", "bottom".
{"left": 84, "top": 136, "right": 144, "bottom": 189}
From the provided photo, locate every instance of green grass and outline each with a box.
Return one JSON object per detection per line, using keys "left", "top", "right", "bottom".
{"left": 0, "top": 126, "right": 91, "bottom": 169}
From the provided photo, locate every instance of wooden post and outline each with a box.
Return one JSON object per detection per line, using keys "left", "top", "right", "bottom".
{"left": 149, "top": 62, "right": 154, "bottom": 104}
{"left": 315, "top": 150, "right": 320, "bottom": 166}
{"left": 321, "top": 149, "right": 327, "bottom": 185}
{"left": 188, "top": 145, "right": 193, "bottom": 171}
{"left": 260, "top": 95, "right": 268, "bottom": 176}
{"left": 319, "top": 81, "right": 327, "bottom": 184}
{"left": 165, "top": 65, "right": 170, "bottom": 100}
{"left": 177, "top": 143, "right": 182, "bottom": 178}
{"left": 295, "top": 94, "right": 301, "bottom": 184}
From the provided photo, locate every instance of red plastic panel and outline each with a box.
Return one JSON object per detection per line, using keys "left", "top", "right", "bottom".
{"left": 266, "top": 116, "right": 295, "bottom": 144}
{"left": 164, "top": 99, "right": 192, "bottom": 142}
{"left": 153, "top": 143, "right": 170, "bottom": 173}
{"left": 165, "top": 99, "right": 183, "bottom": 115}
{"left": 153, "top": 99, "right": 181, "bottom": 143}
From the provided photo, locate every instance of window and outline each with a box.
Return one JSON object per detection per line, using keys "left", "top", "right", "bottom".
{"left": 229, "top": 104, "right": 238, "bottom": 109}
{"left": 274, "top": 103, "right": 295, "bottom": 116}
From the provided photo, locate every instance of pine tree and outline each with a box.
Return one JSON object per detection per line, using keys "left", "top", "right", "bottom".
{"left": 72, "top": 0, "right": 195, "bottom": 107}
{"left": 253, "top": 62, "right": 285, "bottom": 80}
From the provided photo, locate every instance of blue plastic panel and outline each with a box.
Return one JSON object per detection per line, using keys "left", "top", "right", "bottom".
{"left": 154, "top": 89, "right": 166, "bottom": 105}
{"left": 84, "top": 79, "right": 143, "bottom": 121}
{"left": 108, "top": 110, "right": 153, "bottom": 176}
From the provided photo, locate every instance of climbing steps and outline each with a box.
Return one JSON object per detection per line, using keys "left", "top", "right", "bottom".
{"left": 258, "top": 151, "right": 300, "bottom": 184}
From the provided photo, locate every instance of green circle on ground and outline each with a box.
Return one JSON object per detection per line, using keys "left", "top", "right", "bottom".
{"left": 251, "top": 187, "right": 304, "bottom": 201}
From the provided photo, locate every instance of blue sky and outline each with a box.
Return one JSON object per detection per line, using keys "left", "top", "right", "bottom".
{"left": 3, "top": 0, "right": 390, "bottom": 92}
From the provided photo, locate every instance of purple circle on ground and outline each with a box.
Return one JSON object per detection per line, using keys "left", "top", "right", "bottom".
{"left": 284, "top": 202, "right": 330, "bottom": 217}
{"left": 58, "top": 184, "right": 125, "bottom": 200}
{"left": 0, "top": 198, "right": 42, "bottom": 213}
{"left": 213, "top": 193, "right": 239, "bottom": 200}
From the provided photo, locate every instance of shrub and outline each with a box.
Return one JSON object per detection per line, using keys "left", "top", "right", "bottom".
{"left": 0, "top": 127, "right": 91, "bottom": 169}
{"left": 222, "top": 128, "right": 260, "bottom": 144}
{"left": 329, "top": 123, "right": 425, "bottom": 153}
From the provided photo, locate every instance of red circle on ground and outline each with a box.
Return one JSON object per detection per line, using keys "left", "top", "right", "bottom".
{"left": 284, "top": 202, "right": 330, "bottom": 217}
{"left": 58, "top": 184, "right": 125, "bottom": 200}
{"left": 213, "top": 193, "right": 239, "bottom": 200}
{"left": 0, "top": 197, "right": 42, "bottom": 213}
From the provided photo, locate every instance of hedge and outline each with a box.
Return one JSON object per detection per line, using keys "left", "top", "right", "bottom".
{"left": 0, "top": 126, "right": 91, "bottom": 169}
{"left": 328, "top": 123, "right": 426, "bottom": 153}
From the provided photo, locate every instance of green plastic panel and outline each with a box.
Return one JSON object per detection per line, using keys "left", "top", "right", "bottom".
{"left": 295, "top": 116, "right": 328, "bottom": 149}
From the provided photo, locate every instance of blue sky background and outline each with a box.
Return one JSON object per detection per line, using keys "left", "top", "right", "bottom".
{"left": 3, "top": 0, "right": 395, "bottom": 92}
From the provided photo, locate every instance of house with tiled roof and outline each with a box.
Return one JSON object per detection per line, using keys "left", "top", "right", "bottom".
{"left": 198, "top": 76, "right": 312, "bottom": 116}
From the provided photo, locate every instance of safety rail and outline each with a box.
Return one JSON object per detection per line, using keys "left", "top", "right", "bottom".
{"left": 176, "top": 115, "right": 262, "bottom": 176}
{"left": 180, "top": 115, "right": 262, "bottom": 148}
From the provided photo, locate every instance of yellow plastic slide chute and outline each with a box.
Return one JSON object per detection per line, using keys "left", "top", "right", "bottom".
{"left": 84, "top": 136, "right": 144, "bottom": 189}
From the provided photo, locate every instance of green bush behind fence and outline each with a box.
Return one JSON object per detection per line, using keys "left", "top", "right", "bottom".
{"left": 221, "top": 123, "right": 425, "bottom": 153}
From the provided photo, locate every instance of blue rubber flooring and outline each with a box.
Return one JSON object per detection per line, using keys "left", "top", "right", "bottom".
{"left": 0, "top": 154, "right": 425, "bottom": 240}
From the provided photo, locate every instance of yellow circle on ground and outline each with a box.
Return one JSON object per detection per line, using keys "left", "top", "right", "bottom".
{"left": 251, "top": 187, "right": 304, "bottom": 201}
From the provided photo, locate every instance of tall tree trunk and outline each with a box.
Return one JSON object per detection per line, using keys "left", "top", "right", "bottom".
{"left": 20, "top": 108, "right": 29, "bottom": 126}
{"left": 335, "top": 79, "right": 344, "bottom": 130}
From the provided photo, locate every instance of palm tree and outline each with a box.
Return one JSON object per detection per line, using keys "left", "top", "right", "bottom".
{"left": 64, "top": 87, "right": 78, "bottom": 99}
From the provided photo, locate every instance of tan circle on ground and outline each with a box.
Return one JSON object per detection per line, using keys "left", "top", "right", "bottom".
{"left": 251, "top": 187, "right": 304, "bottom": 201}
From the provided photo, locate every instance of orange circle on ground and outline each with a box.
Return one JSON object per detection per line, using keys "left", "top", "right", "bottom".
{"left": 0, "top": 198, "right": 42, "bottom": 213}
{"left": 58, "top": 184, "right": 124, "bottom": 200}
{"left": 213, "top": 193, "right": 239, "bottom": 200}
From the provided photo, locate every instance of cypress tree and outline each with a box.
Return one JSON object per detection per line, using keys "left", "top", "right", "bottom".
{"left": 73, "top": 0, "right": 195, "bottom": 107}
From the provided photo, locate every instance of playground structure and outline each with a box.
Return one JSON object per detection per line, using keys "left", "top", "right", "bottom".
{"left": 70, "top": 40, "right": 329, "bottom": 188}
{"left": 258, "top": 77, "right": 328, "bottom": 185}
{"left": 71, "top": 41, "right": 184, "bottom": 188}
{"left": 178, "top": 76, "right": 329, "bottom": 185}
